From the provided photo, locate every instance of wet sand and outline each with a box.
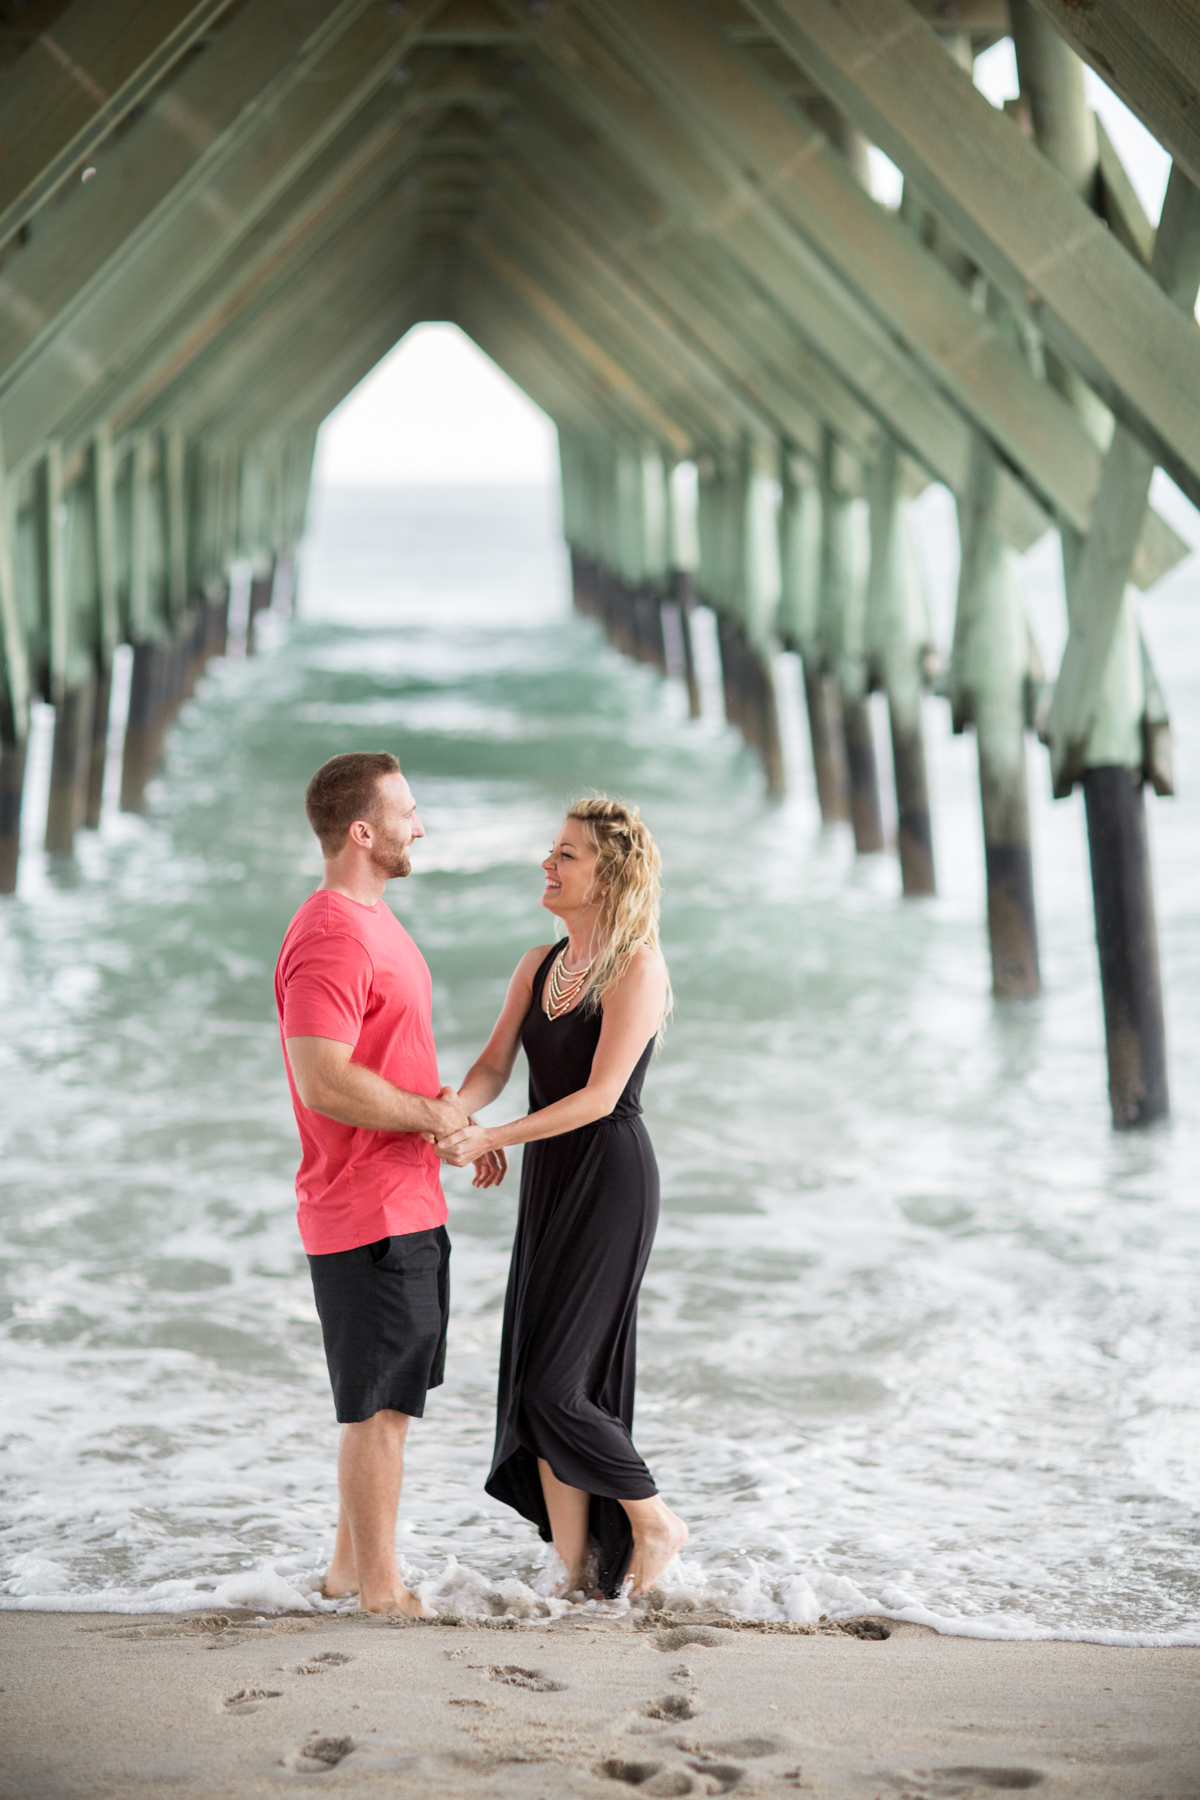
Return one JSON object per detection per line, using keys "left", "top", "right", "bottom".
{"left": 1, "top": 1608, "right": 1198, "bottom": 1798}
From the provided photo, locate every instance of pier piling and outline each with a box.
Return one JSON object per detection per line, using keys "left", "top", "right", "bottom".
{"left": 45, "top": 677, "right": 94, "bottom": 856}
{"left": 953, "top": 437, "right": 1041, "bottom": 998}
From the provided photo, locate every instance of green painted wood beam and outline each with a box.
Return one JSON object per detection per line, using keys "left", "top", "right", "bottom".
{"left": 739, "top": 0, "right": 1200, "bottom": 506}
{"left": 1026, "top": 0, "right": 1200, "bottom": 196}
{"left": 466, "top": 234, "right": 699, "bottom": 455}
{"left": 112, "top": 175, "right": 433, "bottom": 440}
{"left": 1048, "top": 163, "right": 1200, "bottom": 789}
{"left": 52, "top": 93, "right": 430, "bottom": 456}
{"left": 584, "top": 0, "right": 1109, "bottom": 515}
{"left": 0, "top": 0, "right": 237, "bottom": 250}
{"left": 179, "top": 233, "right": 446, "bottom": 443}
{"left": 550, "top": 1, "right": 1181, "bottom": 578}
{"left": 465, "top": 263, "right": 690, "bottom": 447}
{"left": 0, "top": 0, "right": 446, "bottom": 472}
{"left": 461, "top": 246, "right": 689, "bottom": 446}
{"left": 477, "top": 187, "right": 771, "bottom": 449}
{"left": 152, "top": 211, "right": 430, "bottom": 442}
{"left": 514, "top": 15, "right": 1053, "bottom": 547}
{"left": 454, "top": 279, "right": 647, "bottom": 439}
{"left": 499, "top": 117, "right": 859, "bottom": 461}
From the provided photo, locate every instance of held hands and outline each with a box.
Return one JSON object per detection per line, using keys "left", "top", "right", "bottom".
{"left": 426, "top": 1088, "right": 508, "bottom": 1187}
{"left": 428, "top": 1086, "right": 470, "bottom": 1138}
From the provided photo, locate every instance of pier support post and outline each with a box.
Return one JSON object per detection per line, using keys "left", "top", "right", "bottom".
{"left": 867, "top": 441, "right": 936, "bottom": 895}
{"left": 45, "top": 677, "right": 95, "bottom": 855}
{"left": 85, "top": 429, "right": 119, "bottom": 831}
{"left": 1044, "top": 167, "right": 1200, "bottom": 1122}
{"left": 801, "top": 661, "right": 850, "bottom": 823}
{"left": 779, "top": 451, "right": 848, "bottom": 821}
{"left": 0, "top": 730, "right": 24, "bottom": 894}
{"left": 83, "top": 659, "right": 112, "bottom": 830}
{"left": 1084, "top": 767, "right": 1168, "bottom": 1126}
{"left": 670, "top": 571, "right": 702, "bottom": 719}
{"left": 0, "top": 446, "right": 28, "bottom": 892}
{"left": 121, "top": 640, "right": 164, "bottom": 813}
{"left": 954, "top": 436, "right": 1040, "bottom": 997}
{"left": 820, "top": 431, "right": 881, "bottom": 849}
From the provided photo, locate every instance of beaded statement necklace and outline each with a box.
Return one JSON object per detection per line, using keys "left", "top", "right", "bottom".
{"left": 544, "top": 942, "right": 595, "bottom": 1021}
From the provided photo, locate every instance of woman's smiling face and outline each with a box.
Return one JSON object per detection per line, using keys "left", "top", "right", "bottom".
{"left": 541, "top": 818, "right": 602, "bottom": 919}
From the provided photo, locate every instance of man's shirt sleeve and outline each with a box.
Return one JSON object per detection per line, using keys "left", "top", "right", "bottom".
{"left": 280, "top": 932, "right": 373, "bottom": 1048}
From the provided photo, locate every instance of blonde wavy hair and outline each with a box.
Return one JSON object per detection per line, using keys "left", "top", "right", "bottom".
{"left": 565, "top": 795, "right": 672, "bottom": 1033}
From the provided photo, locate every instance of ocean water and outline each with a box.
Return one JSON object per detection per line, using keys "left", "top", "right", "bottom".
{"left": 2, "top": 482, "right": 1200, "bottom": 1644}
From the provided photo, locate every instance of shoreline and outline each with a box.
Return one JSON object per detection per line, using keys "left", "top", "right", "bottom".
{"left": 3, "top": 1606, "right": 1198, "bottom": 1798}
{"left": 3, "top": 1588, "right": 1198, "bottom": 1652}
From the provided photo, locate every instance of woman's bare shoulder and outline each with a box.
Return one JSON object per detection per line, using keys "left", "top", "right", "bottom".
{"left": 606, "top": 945, "right": 668, "bottom": 1003}
{"left": 514, "top": 942, "right": 557, "bottom": 984}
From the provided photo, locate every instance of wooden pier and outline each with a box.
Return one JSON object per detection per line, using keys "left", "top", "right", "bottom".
{"left": 0, "top": 0, "right": 1196, "bottom": 1129}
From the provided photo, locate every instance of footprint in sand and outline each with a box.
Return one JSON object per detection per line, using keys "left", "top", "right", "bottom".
{"left": 286, "top": 1651, "right": 355, "bottom": 1676}
{"left": 707, "top": 1736, "right": 784, "bottom": 1759}
{"left": 222, "top": 1687, "right": 282, "bottom": 1716}
{"left": 653, "top": 1627, "right": 728, "bottom": 1653}
{"left": 599, "top": 1757, "right": 693, "bottom": 1795}
{"left": 902, "top": 1772, "right": 1044, "bottom": 1795}
{"left": 470, "top": 1663, "right": 567, "bottom": 1692}
{"left": 280, "top": 1734, "right": 355, "bottom": 1773}
{"left": 686, "top": 1758, "right": 747, "bottom": 1792}
{"left": 643, "top": 1693, "right": 699, "bottom": 1721}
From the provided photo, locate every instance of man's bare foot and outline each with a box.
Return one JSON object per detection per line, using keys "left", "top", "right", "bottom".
{"left": 626, "top": 1507, "right": 689, "bottom": 1597}
{"left": 359, "top": 1582, "right": 431, "bottom": 1619}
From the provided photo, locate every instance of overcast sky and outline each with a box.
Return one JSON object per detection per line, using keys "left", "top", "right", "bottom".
{"left": 315, "top": 49, "right": 1175, "bottom": 492}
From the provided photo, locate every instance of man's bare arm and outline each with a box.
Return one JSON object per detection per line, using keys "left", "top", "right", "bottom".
{"left": 285, "top": 1036, "right": 468, "bottom": 1137}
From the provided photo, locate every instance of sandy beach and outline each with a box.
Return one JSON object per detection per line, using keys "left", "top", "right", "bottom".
{"left": 2, "top": 1608, "right": 1197, "bottom": 1799}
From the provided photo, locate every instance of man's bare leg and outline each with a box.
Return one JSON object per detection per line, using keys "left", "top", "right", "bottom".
{"left": 337, "top": 1409, "right": 429, "bottom": 1616}
{"left": 320, "top": 1504, "right": 359, "bottom": 1599}
{"left": 537, "top": 1457, "right": 590, "bottom": 1595}
{"left": 620, "top": 1495, "right": 688, "bottom": 1597}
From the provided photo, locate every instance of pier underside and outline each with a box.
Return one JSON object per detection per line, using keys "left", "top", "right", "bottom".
{"left": 1, "top": 0, "right": 1198, "bottom": 1127}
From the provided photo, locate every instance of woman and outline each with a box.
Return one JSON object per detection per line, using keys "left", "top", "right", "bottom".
{"left": 434, "top": 796, "right": 687, "bottom": 1599}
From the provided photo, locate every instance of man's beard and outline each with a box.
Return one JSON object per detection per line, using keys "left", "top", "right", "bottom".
{"left": 369, "top": 833, "right": 411, "bottom": 878}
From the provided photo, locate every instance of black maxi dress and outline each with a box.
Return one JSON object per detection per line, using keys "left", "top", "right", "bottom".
{"left": 485, "top": 942, "right": 660, "bottom": 1596}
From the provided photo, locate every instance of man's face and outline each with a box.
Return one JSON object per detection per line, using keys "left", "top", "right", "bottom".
{"left": 363, "top": 771, "right": 424, "bottom": 879}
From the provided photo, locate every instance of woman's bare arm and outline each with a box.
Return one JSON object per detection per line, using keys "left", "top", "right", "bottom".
{"left": 453, "top": 945, "right": 551, "bottom": 1116}
{"left": 436, "top": 948, "right": 667, "bottom": 1167}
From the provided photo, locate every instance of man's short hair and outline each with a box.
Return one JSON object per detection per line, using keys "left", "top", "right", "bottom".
{"left": 305, "top": 752, "right": 400, "bottom": 856}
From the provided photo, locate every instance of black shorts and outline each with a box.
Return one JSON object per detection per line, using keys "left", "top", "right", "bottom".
{"left": 308, "top": 1225, "right": 450, "bottom": 1425}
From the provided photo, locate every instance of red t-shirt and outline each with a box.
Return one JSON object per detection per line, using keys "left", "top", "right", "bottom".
{"left": 274, "top": 890, "right": 447, "bottom": 1255}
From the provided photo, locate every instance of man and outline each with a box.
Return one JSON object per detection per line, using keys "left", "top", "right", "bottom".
{"left": 276, "top": 751, "right": 495, "bottom": 1616}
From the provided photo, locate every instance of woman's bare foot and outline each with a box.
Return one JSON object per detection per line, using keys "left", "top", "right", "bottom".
{"left": 550, "top": 1565, "right": 588, "bottom": 1599}
{"left": 359, "top": 1581, "right": 431, "bottom": 1619}
{"left": 316, "top": 1576, "right": 359, "bottom": 1605}
{"left": 625, "top": 1503, "right": 689, "bottom": 1597}
{"left": 319, "top": 1565, "right": 359, "bottom": 1600}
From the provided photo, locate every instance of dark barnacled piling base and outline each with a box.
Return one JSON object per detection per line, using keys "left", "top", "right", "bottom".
{"left": 716, "top": 617, "right": 785, "bottom": 796}
{"left": 84, "top": 661, "right": 112, "bottom": 830}
{"left": 121, "top": 640, "right": 165, "bottom": 813}
{"left": 979, "top": 751, "right": 1040, "bottom": 998}
{"left": 0, "top": 733, "right": 26, "bottom": 894}
{"left": 1083, "top": 766, "right": 1169, "bottom": 1128}
{"left": 45, "top": 678, "right": 95, "bottom": 856}
{"left": 801, "top": 661, "right": 849, "bottom": 825}
{"left": 889, "top": 705, "right": 936, "bottom": 896}
{"left": 670, "top": 571, "right": 702, "bottom": 719}
{"left": 842, "top": 694, "right": 884, "bottom": 854}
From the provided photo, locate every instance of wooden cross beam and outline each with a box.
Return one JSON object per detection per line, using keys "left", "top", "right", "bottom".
{"left": 0, "top": 0, "right": 237, "bottom": 250}
{"left": 739, "top": 0, "right": 1200, "bottom": 507}
{"left": 1025, "top": 0, "right": 1200, "bottom": 195}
